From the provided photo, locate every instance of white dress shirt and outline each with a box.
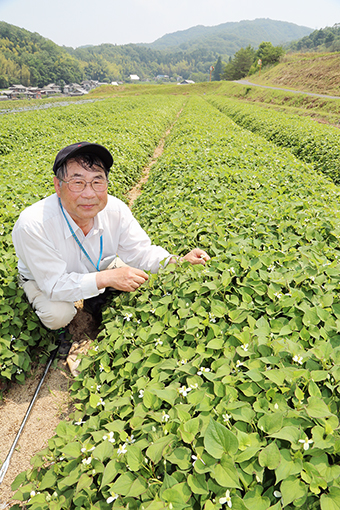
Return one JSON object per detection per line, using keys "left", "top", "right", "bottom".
{"left": 12, "top": 194, "right": 170, "bottom": 302}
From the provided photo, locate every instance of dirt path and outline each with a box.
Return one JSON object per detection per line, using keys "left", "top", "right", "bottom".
{"left": 0, "top": 107, "right": 182, "bottom": 508}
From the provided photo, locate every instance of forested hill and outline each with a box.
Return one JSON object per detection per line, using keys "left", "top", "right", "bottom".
{"left": 0, "top": 19, "right": 312, "bottom": 88}
{"left": 144, "top": 18, "right": 313, "bottom": 54}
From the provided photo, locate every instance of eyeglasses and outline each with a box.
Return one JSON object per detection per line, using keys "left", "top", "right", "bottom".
{"left": 60, "top": 177, "right": 108, "bottom": 192}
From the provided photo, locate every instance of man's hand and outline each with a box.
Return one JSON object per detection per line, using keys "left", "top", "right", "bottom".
{"left": 169, "top": 248, "right": 210, "bottom": 266}
{"left": 96, "top": 266, "right": 149, "bottom": 292}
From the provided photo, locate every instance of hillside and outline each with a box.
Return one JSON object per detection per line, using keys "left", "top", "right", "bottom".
{"left": 0, "top": 19, "right": 313, "bottom": 87}
{"left": 246, "top": 52, "right": 340, "bottom": 96}
{"left": 145, "top": 18, "right": 313, "bottom": 54}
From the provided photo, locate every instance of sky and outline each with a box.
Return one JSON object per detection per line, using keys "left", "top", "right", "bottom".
{"left": 0, "top": 0, "right": 340, "bottom": 48}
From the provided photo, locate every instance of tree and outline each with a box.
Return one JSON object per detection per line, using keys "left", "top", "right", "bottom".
{"left": 222, "top": 45, "right": 255, "bottom": 80}
{"left": 212, "top": 56, "right": 223, "bottom": 81}
{"left": 256, "top": 41, "right": 284, "bottom": 66}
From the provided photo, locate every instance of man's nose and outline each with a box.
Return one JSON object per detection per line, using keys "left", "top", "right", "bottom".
{"left": 81, "top": 182, "right": 97, "bottom": 196}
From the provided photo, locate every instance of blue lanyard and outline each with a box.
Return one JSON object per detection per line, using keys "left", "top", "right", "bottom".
{"left": 58, "top": 197, "right": 103, "bottom": 271}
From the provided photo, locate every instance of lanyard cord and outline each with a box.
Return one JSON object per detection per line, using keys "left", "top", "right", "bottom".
{"left": 58, "top": 197, "right": 103, "bottom": 271}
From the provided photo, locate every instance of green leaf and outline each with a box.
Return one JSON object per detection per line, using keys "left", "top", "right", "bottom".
{"left": 76, "top": 473, "right": 92, "bottom": 494}
{"left": 161, "top": 482, "right": 192, "bottom": 506}
{"left": 321, "top": 487, "right": 340, "bottom": 510}
{"left": 100, "top": 459, "right": 120, "bottom": 488}
{"left": 258, "top": 441, "right": 281, "bottom": 470}
{"left": 61, "top": 441, "right": 82, "bottom": 458}
{"left": 187, "top": 474, "right": 209, "bottom": 495}
{"left": 111, "top": 472, "right": 135, "bottom": 495}
{"left": 204, "top": 418, "right": 239, "bottom": 459}
{"left": 306, "top": 396, "right": 333, "bottom": 418}
{"left": 127, "top": 445, "right": 143, "bottom": 471}
{"left": 212, "top": 455, "right": 241, "bottom": 488}
{"left": 92, "top": 439, "right": 114, "bottom": 462}
{"left": 146, "top": 434, "right": 175, "bottom": 463}
{"left": 280, "top": 476, "right": 307, "bottom": 507}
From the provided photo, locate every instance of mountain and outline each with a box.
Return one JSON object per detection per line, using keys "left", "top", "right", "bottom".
{"left": 143, "top": 18, "right": 313, "bottom": 54}
{"left": 0, "top": 19, "right": 314, "bottom": 87}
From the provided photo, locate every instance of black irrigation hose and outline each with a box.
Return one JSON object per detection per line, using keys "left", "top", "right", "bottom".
{"left": 0, "top": 344, "right": 60, "bottom": 486}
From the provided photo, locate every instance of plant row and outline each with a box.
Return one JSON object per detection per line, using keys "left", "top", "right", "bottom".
{"left": 208, "top": 96, "right": 340, "bottom": 184}
{"left": 12, "top": 96, "right": 340, "bottom": 510}
{"left": 0, "top": 95, "right": 184, "bottom": 389}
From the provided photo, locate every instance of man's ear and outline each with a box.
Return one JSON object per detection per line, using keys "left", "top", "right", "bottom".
{"left": 54, "top": 176, "right": 61, "bottom": 197}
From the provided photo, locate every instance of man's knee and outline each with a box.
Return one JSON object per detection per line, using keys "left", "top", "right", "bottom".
{"left": 22, "top": 279, "right": 76, "bottom": 330}
{"left": 35, "top": 301, "right": 77, "bottom": 330}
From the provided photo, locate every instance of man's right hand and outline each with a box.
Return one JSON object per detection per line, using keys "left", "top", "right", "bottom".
{"left": 96, "top": 266, "right": 149, "bottom": 292}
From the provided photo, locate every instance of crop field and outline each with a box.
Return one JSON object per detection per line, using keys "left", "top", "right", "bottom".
{"left": 2, "top": 91, "right": 340, "bottom": 510}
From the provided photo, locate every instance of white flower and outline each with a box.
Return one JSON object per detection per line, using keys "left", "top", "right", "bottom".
{"left": 150, "top": 308, "right": 156, "bottom": 314}
{"left": 293, "top": 355, "right": 303, "bottom": 365}
{"left": 139, "top": 389, "right": 144, "bottom": 398}
{"left": 117, "top": 443, "right": 128, "bottom": 456}
{"left": 274, "top": 403, "right": 279, "bottom": 410}
{"left": 94, "top": 345, "right": 99, "bottom": 351}
{"left": 299, "top": 437, "right": 313, "bottom": 450}
{"left": 268, "top": 265, "right": 275, "bottom": 272}
{"left": 97, "top": 398, "right": 105, "bottom": 406}
{"left": 219, "top": 489, "right": 232, "bottom": 507}
{"left": 103, "top": 431, "right": 115, "bottom": 443}
{"left": 123, "top": 312, "right": 133, "bottom": 321}
{"left": 106, "top": 492, "right": 119, "bottom": 503}
{"left": 30, "top": 491, "right": 36, "bottom": 497}
{"left": 197, "top": 366, "right": 210, "bottom": 375}
{"left": 81, "top": 447, "right": 86, "bottom": 453}
{"left": 11, "top": 335, "right": 16, "bottom": 342}
{"left": 192, "top": 454, "right": 206, "bottom": 467}
{"left": 96, "top": 384, "right": 101, "bottom": 391}
{"left": 181, "top": 359, "right": 188, "bottom": 365}
{"left": 82, "top": 457, "right": 92, "bottom": 465}
{"left": 209, "top": 312, "right": 216, "bottom": 323}
{"left": 274, "top": 491, "right": 282, "bottom": 498}
{"left": 235, "top": 360, "right": 243, "bottom": 368}
{"left": 16, "top": 368, "right": 22, "bottom": 374}
{"left": 162, "top": 411, "right": 170, "bottom": 422}
{"left": 241, "top": 344, "right": 249, "bottom": 352}
{"left": 310, "top": 276, "right": 315, "bottom": 282}
{"left": 179, "top": 385, "right": 192, "bottom": 397}
{"left": 99, "top": 363, "right": 104, "bottom": 372}
{"left": 228, "top": 267, "right": 236, "bottom": 274}
{"left": 223, "top": 413, "right": 231, "bottom": 423}
{"left": 127, "top": 435, "right": 136, "bottom": 444}
{"left": 155, "top": 338, "right": 163, "bottom": 347}
{"left": 190, "top": 383, "right": 199, "bottom": 389}
{"left": 274, "top": 292, "right": 282, "bottom": 299}
{"left": 75, "top": 419, "right": 84, "bottom": 425}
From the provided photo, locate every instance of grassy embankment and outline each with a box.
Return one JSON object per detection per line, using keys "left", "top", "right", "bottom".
{"left": 88, "top": 52, "right": 340, "bottom": 127}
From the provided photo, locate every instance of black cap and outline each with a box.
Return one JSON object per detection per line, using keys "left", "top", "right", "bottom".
{"left": 52, "top": 142, "right": 113, "bottom": 174}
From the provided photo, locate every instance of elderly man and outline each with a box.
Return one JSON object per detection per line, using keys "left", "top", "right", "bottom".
{"left": 12, "top": 142, "right": 209, "bottom": 355}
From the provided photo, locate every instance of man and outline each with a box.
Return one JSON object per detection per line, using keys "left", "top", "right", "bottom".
{"left": 12, "top": 142, "right": 209, "bottom": 355}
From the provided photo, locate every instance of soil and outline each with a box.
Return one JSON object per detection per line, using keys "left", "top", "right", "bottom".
{"left": 0, "top": 108, "right": 182, "bottom": 508}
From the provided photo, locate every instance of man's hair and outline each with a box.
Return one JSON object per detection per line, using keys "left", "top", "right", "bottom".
{"left": 55, "top": 154, "right": 109, "bottom": 180}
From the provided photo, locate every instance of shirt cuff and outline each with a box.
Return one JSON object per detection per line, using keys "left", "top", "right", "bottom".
{"left": 80, "top": 272, "right": 104, "bottom": 299}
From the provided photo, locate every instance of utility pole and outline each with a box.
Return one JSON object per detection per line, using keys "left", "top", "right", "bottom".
{"left": 258, "top": 59, "right": 262, "bottom": 76}
{"left": 209, "top": 65, "right": 214, "bottom": 82}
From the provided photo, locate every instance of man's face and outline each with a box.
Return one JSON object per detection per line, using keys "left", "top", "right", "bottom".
{"left": 54, "top": 159, "right": 108, "bottom": 229}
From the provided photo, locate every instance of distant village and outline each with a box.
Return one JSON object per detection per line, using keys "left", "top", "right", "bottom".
{"left": 0, "top": 75, "right": 196, "bottom": 100}
{"left": 0, "top": 80, "right": 108, "bottom": 101}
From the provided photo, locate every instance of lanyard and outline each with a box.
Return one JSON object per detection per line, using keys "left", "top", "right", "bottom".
{"left": 58, "top": 197, "right": 103, "bottom": 271}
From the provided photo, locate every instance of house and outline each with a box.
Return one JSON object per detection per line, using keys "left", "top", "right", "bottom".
{"left": 130, "top": 74, "right": 140, "bottom": 81}
{"left": 41, "top": 83, "right": 62, "bottom": 95}
{"left": 178, "top": 79, "right": 195, "bottom": 85}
